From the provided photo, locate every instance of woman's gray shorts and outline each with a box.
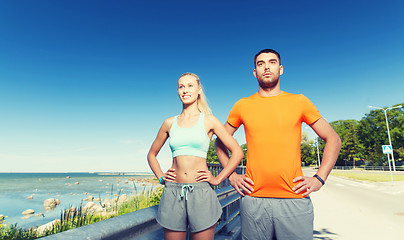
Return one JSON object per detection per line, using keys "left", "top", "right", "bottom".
{"left": 156, "top": 182, "right": 222, "bottom": 233}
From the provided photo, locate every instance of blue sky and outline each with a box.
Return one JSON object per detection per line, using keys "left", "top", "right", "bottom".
{"left": 1, "top": 0, "right": 403, "bottom": 172}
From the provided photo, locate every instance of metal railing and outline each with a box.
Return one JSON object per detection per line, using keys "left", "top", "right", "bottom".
{"left": 333, "top": 165, "right": 404, "bottom": 171}
{"left": 41, "top": 164, "right": 244, "bottom": 240}
{"left": 210, "top": 164, "right": 244, "bottom": 239}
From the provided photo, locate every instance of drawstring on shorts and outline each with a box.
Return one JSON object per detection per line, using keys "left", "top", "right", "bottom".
{"left": 180, "top": 184, "right": 194, "bottom": 200}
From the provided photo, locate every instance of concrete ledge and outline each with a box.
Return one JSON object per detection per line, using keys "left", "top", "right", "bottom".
{"left": 40, "top": 205, "right": 162, "bottom": 240}
{"left": 40, "top": 169, "right": 244, "bottom": 240}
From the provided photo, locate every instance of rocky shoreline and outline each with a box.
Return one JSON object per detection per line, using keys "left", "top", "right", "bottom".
{"left": 0, "top": 175, "right": 160, "bottom": 234}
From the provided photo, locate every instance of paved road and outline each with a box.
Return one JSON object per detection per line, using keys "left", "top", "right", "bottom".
{"left": 304, "top": 169, "right": 404, "bottom": 240}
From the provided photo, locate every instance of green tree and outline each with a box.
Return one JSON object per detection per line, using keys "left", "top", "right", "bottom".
{"left": 300, "top": 132, "right": 316, "bottom": 166}
{"left": 240, "top": 143, "right": 247, "bottom": 166}
{"left": 388, "top": 104, "right": 404, "bottom": 163}
{"left": 206, "top": 139, "right": 219, "bottom": 163}
{"left": 357, "top": 103, "right": 404, "bottom": 165}
{"left": 331, "top": 120, "right": 364, "bottom": 166}
{"left": 206, "top": 138, "right": 247, "bottom": 166}
{"left": 357, "top": 111, "right": 385, "bottom": 165}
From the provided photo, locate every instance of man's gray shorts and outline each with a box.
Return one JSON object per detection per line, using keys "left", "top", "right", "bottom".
{"left": 156, "top": 182, "right": 222, "bottom": 233}
{"left": 241, "top": 195, "right": 314, "bottom": 240}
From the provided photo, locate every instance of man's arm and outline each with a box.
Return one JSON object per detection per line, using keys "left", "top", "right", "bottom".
{"left": 310, "top": 118, "right": 341, "bottom": 181}
{"left": 293, "top": 118, "right": 341, "bottom": 197}
{"left": 215, "top": 122, "right": 254, "bottom": 196}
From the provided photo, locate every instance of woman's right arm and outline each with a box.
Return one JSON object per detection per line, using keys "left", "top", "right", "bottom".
{"left": 147, "top": 118, "right": 176, "bottom": 183}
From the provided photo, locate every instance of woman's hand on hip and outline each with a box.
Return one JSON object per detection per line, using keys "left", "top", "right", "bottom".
{"left": 195, "top": 170, "right": 219, "bottom": 186}
{"left": 162, "top": 168, "right": 176, "bottom": 182}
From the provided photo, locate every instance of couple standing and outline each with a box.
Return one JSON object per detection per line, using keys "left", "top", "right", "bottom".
{"left": 147, "top": 49, "right": 341, "bottom": 240}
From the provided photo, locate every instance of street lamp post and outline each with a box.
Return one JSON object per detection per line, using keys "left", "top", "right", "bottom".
{"left": 369, "top": 105, "right": 403, "bottom": 171}
{"left": 315, "top": 137, "right": 321, "bottom": 168}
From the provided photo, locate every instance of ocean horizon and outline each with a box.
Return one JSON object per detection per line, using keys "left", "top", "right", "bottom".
{"left": 0, "top": 172, "right": 157, "bottom": 229}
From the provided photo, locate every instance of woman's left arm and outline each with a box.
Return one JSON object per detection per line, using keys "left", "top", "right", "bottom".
{"left": 196, "top": 115, "right": 244, "bottom": 185}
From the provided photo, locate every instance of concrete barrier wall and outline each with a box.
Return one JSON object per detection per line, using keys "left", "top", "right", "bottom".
{"left": 41, "top": 165, "right": 244, "bottom": 239}
{"left": 40, "top": 205, "right": 162, "bottom": 240}
{"left": 41, "top": 188, "right": 241, "bottom": 239}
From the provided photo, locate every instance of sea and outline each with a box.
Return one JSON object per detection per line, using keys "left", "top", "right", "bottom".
{"left": 0, "top": 172, "right": 156, "bottom": 229}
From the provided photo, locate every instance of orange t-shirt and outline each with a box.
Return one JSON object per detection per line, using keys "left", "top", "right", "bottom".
{"left": 227, "top": 92, "right": 322, "bottom": 198}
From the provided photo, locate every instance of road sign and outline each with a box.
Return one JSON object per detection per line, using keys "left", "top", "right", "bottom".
{"left": 382, "top": 145, "right": 393, "bottom": 154}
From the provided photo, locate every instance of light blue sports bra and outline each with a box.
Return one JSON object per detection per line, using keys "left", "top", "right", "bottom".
{"left": 169, "top": 113, "right": 210, "bottom": 158}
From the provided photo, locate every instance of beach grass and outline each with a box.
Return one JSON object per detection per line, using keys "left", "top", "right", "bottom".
{"left": 0, "top": 183, "right": 163, "bottom": 240}
{"left": 118, "top": 186, "right": 163, "bottom": 215}
{"left": 41, "top": 205, "right": 99, "bottom": 237}
{"left": 331, "top": 171, "right": 404, "bottom": 182}
{"left": 0, "top": 224, "right": 36, "bottom": 240}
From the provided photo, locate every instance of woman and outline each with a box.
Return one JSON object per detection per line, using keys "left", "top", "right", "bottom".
{"left": 147, "top": 72, "right": 244, "bottom": 240}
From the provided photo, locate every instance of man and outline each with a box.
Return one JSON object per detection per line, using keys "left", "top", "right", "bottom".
{"left": 215, "top": 49, "right": 341, "bottom": 240}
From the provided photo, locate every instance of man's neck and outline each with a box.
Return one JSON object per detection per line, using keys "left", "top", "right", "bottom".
{"left": 258, "top": 85, "right": 282, "bottom": 97}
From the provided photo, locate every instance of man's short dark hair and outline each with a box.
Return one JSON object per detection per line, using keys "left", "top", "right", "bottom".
{"left": 254, "top": 49, "right": 281, "bottom": 67}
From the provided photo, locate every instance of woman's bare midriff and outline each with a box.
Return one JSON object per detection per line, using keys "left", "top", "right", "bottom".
{"left": 171, "top": 156, "right": 209, "bottom": 183}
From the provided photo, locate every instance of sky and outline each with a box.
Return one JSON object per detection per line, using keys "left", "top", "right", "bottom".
{"left": 1, "top": 0, "right": 403, "bottom": 173}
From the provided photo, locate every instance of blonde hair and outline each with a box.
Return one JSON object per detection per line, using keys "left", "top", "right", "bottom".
{"left": 179, "top": 72, "right": 212, "bottom": 115}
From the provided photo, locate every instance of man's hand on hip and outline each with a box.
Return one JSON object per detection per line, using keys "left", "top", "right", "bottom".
{"left": 292, "top": 176, "right": 323, "bottom": 197}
